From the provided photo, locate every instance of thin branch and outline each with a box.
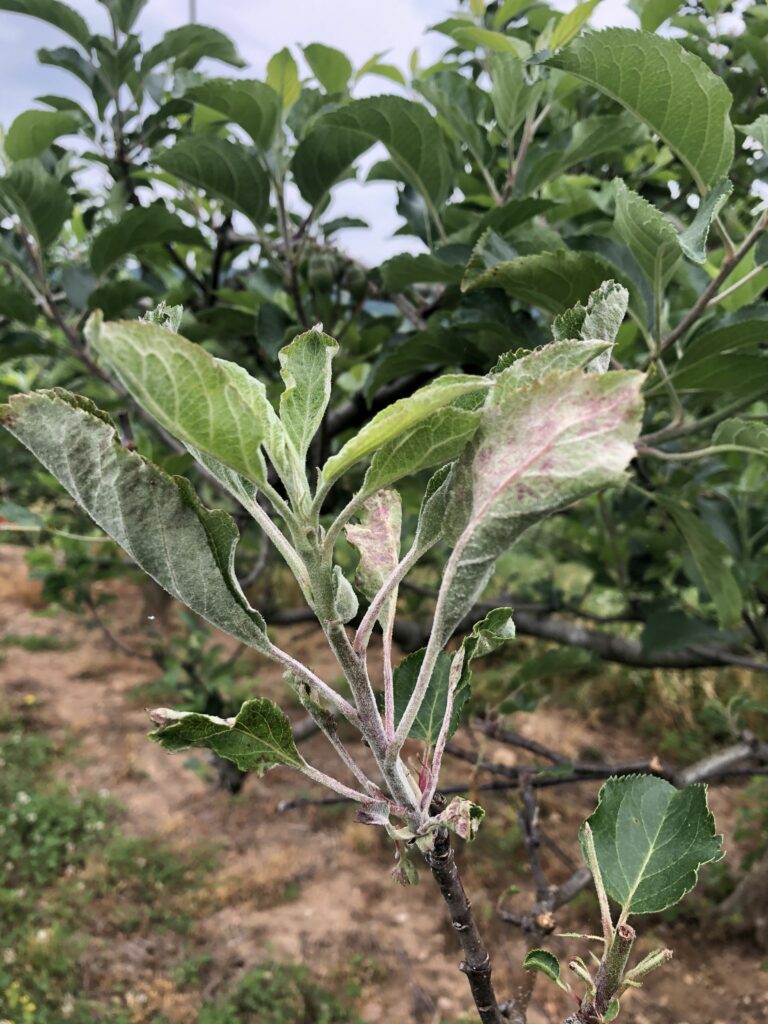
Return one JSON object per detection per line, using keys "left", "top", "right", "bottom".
{"left": 655, "top": 210, "right": 767, "bottom": 357}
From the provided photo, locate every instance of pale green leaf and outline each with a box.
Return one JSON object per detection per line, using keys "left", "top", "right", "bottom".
{"left": 156, "top": 137, "right": 270, "bottom": 227}
{"left": 322, "top": 375, "right": 490, "bottom": 487}
{"left": 89, "top": 317, "right": 273, "bottom": 487}
{"left": 548, "top": 28, "right": 734, "bottom": 187}
{"left": 267, "top": 47, "right": 300, "bottom": 108}
{"left": 628, "top": 0, "right": 680, "bottom": 32}
{"left": 464, "top": 247, "right": 620, "bottom": 314}
{"left": 149, "top": 697, "right": 303, "bottom": 774}
{"left": 362, "top": 404, "right": 482, "bottom": 497}
{"left": 379, "top": 252, "right": 464, "bottom": 291}
{"left": 678, "top": 178, "right": 733, "bottom": 263}
{"left": 90, "top": 205, "right": 204, "bottom": 273}
{"left": 652, "top": 494, "right": 743, "bottom": 629}
{"left": 435, "top": 352, "right": 643, "bottom": 645}
{"left": 332, "top": 565, "right": 359, "bottom": 623}
{"left": 433, "top": 20, "right": 531, "bottom": 57}
{"left": 613, "top": 179, "right": 680, "bottom": 291}
{"left": 303, "top": 42, "right": 353, "bottom": 93}
{"left": 548, "top": 0, "right": 600, "bottom": 51}
{"left": 0, "top": 0, "right": 91, "bottom": 47}
{"left": 582, "top": 774, "right": 723, "bottom": 914}
{"left": 737, "top": 114, "right": 768, "bottom": 152}
{"left": 183, "top": 78, "right": 281, "bottom": 149}
{"left": 0, "top": 390, "right": 270, "bottom": 651}
{"left": 142, "top": 24, "right": 245, "bottom": 73}
{"left": 278, "top": 327, "right": 338, "bottom": 460}
{"left": 489, "top": 53, "right": 529, "bottom": 138}
{"left": 6, "top": 109, "right": 82, "bottom": 160}
{"left": 292, "top": 96, "right": 456, "bottom": 209}
{"left": 0, "top": 159, "right": 72, "bottom": 247}
{"left": 712, "top": 417, "right": 768, "bottom": 455}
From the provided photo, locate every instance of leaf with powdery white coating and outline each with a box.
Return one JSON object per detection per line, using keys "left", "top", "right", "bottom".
{"left": 89, "top": 317, "right": 278, "bottom": 487}
{"left": 346, "top": 490, "right": 401, "bottom": 603}
{"left": 149, "top": 697, "right": 303, "bottom": 774}
{"left": 496, "top": 338, "right": 612, "bottom": 387}
{"left": 581, "top": 774, "right": 723, "bottom": 914}
{"left": 434, "top": 352, "right": 644, "bottom": 646}
{"left": 548, "top": 29, "right": 734, "bottom": 188}
{"left": 0, "top": 390, "right": 271, "bottom": 652}
{"left": 321, "top": 375, "right": 490, "bottom": 487}
{"left": 553, "top": 282, "right": 629, "bottom": 373}
{"left": 278, "top": 327, "right": 338, "bottom": 460}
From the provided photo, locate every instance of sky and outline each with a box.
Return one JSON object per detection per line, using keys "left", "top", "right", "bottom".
{"left": 1, "top": 0, "right": 638, "bottom": 261}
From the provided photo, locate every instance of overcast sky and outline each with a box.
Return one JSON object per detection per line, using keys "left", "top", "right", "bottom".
{"left": 2, "top": 0, "right": 637, "bottom": 260}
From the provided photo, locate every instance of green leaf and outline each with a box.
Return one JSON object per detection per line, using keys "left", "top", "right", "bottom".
{"left": 0, "top": 390, "right": 271, "bottom": 652}
{"left": 393, "top": 608, "right": 513, "bottom": 747}
{"left": 547, "top": 28, "right": 734, "bottom": 187}
{"left": 149, "top": 697, "right": 303, "bottom": 774}
{"left": 737, "top": 115, "right": 768, "bottom": 152}
{"left": 88, "top": 317, "right": 274, "bottom": 487}
{"left": 672, "top": 310, "right": 768, "bottom": 396}
{"left": 379, "top": 252, "right": 465, "bottom": 291}
{"left": 604, "top": 999, "right": 621, "bottom": 1022}
{"left": 6, "top": 109, "right": 82, "bottom": 160}
{"left": 582, "top": 774, "right": 723, "bottom": 914}
{"left": 713, "top": 417, "right": 768, "bottom": 455}
{"left": 415, "top": 70, "right": 489, "bottom": 171}
{"left": 0, "top": 160, "right": 71, "bottom": 249}
{"left": 433, "top": 21, "right": 530, "bottom": 58}
{"left": 523, "top": 949, "right": 566, "bottom": 988}
{"left": 628, "top": 0, "right": 680, "bottom": 32}
{"left": 464, "top": 247, "right": 620, "bottom": 315}
{"left": 489, "top": 53, "right": 529, "bottom": 138}
{"left": 362, "top": 404, "right": 482, "bottom": 497}
{"left": 552, "top": 280, "right": 629, "bottom": 373}
{"left": 0, "top": 283, "right": 38, "bottom": 324}
{"left": 652, "top": 494, "right": 743, "bottom": 629}
{"left": 303, "top": 43, "right": 353, "bottom": 94}
{"left": 110, "top": 0, "right": 147, "bottom": 32}
{"left": 292, "top": 96, "right": 456, "bottom": 210}
{"left": 548, "top": 0, "right": 600, "bottom": 51}
{"left": 322, "top": 374, "right": 490, "bottom": 487}
{"left": 0, "top": 0, "right": 91, "bottom": 48}
{"left": 183, "top": 79, "right": 281, "bottom": 150}
{"left": 278, "top": 327, "right": 338, "bottom": 459}
{"left": 267, "top": 47, "right": 300, "bottom": 109}
{"left": 435, "top": 349, "right": 643, "bottom": 645}
{"left": 156, "top": 137, "right": 270, "bottom": 227}
{"left": 394, "top": 650, "right": 466, "bottom": 746}
{"left": 678, "top": 178, "right": 733, "bottom": 264}
{"left": 142, "top": 24, "right": 245, "bottom": 73}
{"left": 90, "top": 205, "right": 205, "bottom": 273}
{"left": 463, "top": 607, "right": 515, "bottom": 661}
{"left": 612, "top": 180, "right": 680, "bottom": 291}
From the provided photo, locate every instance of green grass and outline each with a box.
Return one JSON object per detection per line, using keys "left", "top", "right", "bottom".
{"left": 0, "top": 632, "right": 75, "bottom": 652}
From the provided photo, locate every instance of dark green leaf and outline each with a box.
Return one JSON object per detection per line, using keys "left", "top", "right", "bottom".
{"left": 0, "top": 0, "right": 91, "bottom": 48}
{"left": 90, "top": 205, "right": 205, "bottom": 273}
{"left": 156, "top": 137, "right": 271, "bottom": 227}
{"left": 678, "top": 178, "right": 733, "bottom": 264}
{"left": 582, "top": 774, "right": 723, "bottom": 914}
{"left": 142, "top": 24, "right": 244, "bottom": 73}
{"left": 183, "top": 78, "right": 281, "bottom": 149}
{"left": 149, "top": 697, "right": 303, "bottom": 774}
{"left": 0, "top": 160, "right": 72, "bottom": 247}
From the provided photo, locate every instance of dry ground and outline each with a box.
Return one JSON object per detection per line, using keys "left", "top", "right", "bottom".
{"left": 1, "top": 543, "right": 766, "bottom": 1023}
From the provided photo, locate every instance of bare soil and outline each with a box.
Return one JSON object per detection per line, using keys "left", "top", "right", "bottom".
{"left": 1, "top": 543, "right": 766, "bottom": 1024}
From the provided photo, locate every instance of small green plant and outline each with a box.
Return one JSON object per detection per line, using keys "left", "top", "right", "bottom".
{"left": 1, "top": 301, "right": 723, "bottom": 1022}
{"left": 198, "top": 961, "right": 364, "bottom": 1024}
